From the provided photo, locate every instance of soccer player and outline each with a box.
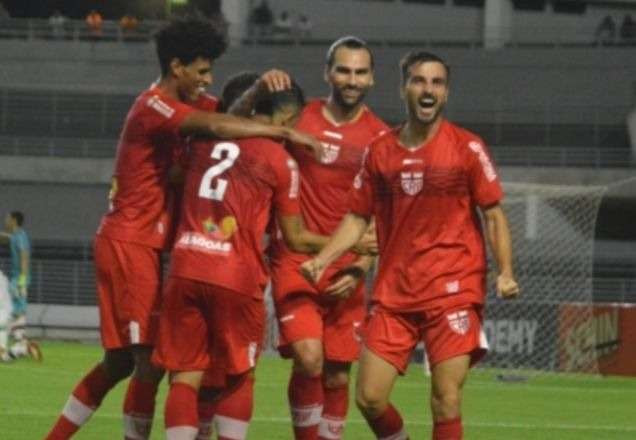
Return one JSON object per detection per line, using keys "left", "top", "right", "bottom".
{"left": 269, "top": 37, "right": 387, "bottom": 440}
{"left": 0, "top": 211, "right": 40, "bottom": 360}
{"left": 301, "top": 51, "right": 520, "bottom": 440}
{"left": 261, "top": 36, "right": 389, "bottom": 440}
{"left": 152, "top": 75, "right": 327, "bottom": 440}
{"left": 45, "top": 19, "right": 320, "bottom": 440}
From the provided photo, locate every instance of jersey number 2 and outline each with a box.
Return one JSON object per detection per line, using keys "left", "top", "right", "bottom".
{"left": 198, "top": 142, "right": 240, "bottom": 201}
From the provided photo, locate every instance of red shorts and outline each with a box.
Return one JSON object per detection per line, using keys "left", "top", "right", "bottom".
{"left": 364, "top": 302, "right": 488, "bottom": 374}
{"left": 152, "top": 277, "right": 265, "bottom": 375}
{"left": 94, "top": 235, "right": 162, "bottom": 350}
{"left": 275, "top": 288, "right": 365, "bottom": 363}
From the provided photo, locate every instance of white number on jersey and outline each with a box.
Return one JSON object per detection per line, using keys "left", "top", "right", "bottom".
{"left": 198, "top": 142, "right": 241, "bottom": 201}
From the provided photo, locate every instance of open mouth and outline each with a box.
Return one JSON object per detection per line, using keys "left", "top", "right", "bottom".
{"left": 418, "top": 96, "right": 436, "bottom": 109}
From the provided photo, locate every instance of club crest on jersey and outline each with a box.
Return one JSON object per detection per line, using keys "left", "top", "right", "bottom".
{"left": 401, "top": 172, "right": 423, "bottom": 195}
{"left": 447, "top": 311, "right": 470, "bottom": 335}
{"left": 320, "top": 142, "right": 341, "bottom": 164}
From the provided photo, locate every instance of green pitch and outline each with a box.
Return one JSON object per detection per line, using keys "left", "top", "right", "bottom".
{"left": 1, "top": 341, "right": 635, "bottom": 439}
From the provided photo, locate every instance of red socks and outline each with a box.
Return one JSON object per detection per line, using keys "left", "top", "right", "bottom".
{"left": 123, "top": 378, "right": 159, "bottom": 439}
{"left": 214, "top": 374, "right": 254, "bottom": 440}
{"left": 45, "top": 364, "right": 117, "bottom": 439}
{"left": 165, "top": 382, "right": 199, "bottom": 440}
{"left": 363, "top": 404, "right": 408, "bottom": 440}
{"left": 433, "top": 417, "right": 462, "bottom": 440}
{"left": 318, "top": 385, "right": 348, "bottom": 439}
{"left": 288, "top": 372, "right": 324, "bottom": 439}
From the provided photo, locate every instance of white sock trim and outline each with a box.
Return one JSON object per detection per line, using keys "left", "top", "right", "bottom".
{"left": 214, "top": 414, "right": 250, "bottom": 440}
{"left": 291, "top": 404, "right": 323, "bottom": 427}
{"left": 318, "top": 415, "right": 345, "bottom": 439}
{"left": 166, "top": 426, "right": 198, "bottom": 440}
{"left": 195, "top": 420, "right": 213, "bottom": 440}
{"left": 62, "top": 395, "right": 95, "bottom": 427}
{"left": 123, "top": 413, "right": 153, "bottom": 439}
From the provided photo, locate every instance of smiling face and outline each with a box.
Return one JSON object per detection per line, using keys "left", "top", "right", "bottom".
{"left": 401, "top": 60, "right": 449, "bottom": 126}
{"left": 172, "top": 56, "right": 214, "bottom": 102}
{"left": 325, "top": 46, "right": 374, "bottom": 112}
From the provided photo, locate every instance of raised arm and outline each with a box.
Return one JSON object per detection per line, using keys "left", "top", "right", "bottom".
{"left": 482, "top": 204, "right": 519, "bottom": 299}
{"left": 227, "top": 69, "right": 292, "bottom": 117}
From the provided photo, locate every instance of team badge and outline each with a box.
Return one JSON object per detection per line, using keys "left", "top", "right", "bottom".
{"left": 400, "top": 172, "right": 423, "bottom": 195}
{"left": 447, "top": 311, "right": 470, "bottom": 335}
{"left": 320, "top": 142, "right": 341, "bottom": 164}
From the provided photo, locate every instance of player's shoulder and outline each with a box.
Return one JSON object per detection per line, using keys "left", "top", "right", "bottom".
{"left": 298, "top": 99, "right": 325, "bottom": 121}
{"left": 443, "top": 120, "right": 486, "bottom": 149}
{"left": 368, "top": 126, "right": 400, "bottom": 151}
{"left": 192, "top": 93, "right": 219, "bottom": 112}
{"left": 238, "top": 137, "right": 288, "bottom": 161}
{"left": 362, "top": 107, "right": 391, "bottom": 135}
{"left": 132, "top": 86, "right": 186, "bottom": 120}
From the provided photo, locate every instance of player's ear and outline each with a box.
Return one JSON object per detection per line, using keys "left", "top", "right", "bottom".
{"left": 323, "top": 65, "right": 330, "bottom": 84}
{"left": 170, "top": 58, "right": 184, "bottom": 78}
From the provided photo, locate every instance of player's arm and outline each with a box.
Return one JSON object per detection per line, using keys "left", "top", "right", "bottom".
{"left": 324, "top": 254, "right": 376, "bottom": 299}
{"left": 227, "top": 69, "right": 292, "bottom": 117}
{"left": 352, "top": 217, "right": 378, "bottom": 255}
{"left": 482, "top": 204, "right": 519, "bottom": 299}
{"left": 179, "top": 111, "right": 321, "bottom": 159}
{"left": 277, "top": 214, "right": 329, "bottom": 254}
{"left": 300, "top": 213, "right": 370, "bottom": 285}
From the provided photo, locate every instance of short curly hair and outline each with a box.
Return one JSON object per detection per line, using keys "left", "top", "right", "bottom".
{"left": 155, "top": 19, "right": 227, "bottom": 75}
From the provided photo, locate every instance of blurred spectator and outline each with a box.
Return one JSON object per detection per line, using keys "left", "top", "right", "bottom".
{"left": 595, "top": 15, "right": 616, "bottom": 45}
{"left": 249, "top": 0, "right": 273, "bottom": 37}
{"left": 119, "top": 12, "right": 139, "bottom": 38}
{"left": 296, "top": 14, "right": 313, "bottom": 38}
{"left": 619, "top": 14, "right": 636, "bottom": 42}
{"left": 85, "top": 9, "right": 103, "bottom": 39}
{"left": 273, "top": 11, "right": 293, "bottom": 37}
{"left": 48, "top": 9, "right": 67, "bottom": 39}
{"left": 0, "top": 2, "right": 9, "bottom": 19}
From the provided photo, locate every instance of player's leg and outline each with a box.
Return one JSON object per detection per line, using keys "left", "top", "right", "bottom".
{"left": 356, "top": 307, "right": 421, "bottom": 439}
{"left": 0, "top": 274, "right": 12, "bottom": 361}
{"left": 211, "top": 293, "right": 265, "bottom": 440}
{"left": 319, "top": 286, "right": 365, "bottom": 440}
{"left": 123, "top": 345, "right": 164, "bottom": 439}
{"left": 45, "top": 348, "right": 134, "bottom": 439}
{"left": 166, "top": 370, "right": 204, "bottom": 440}
{"left": 423, "top": 302, "right": 487, "bottom": 440}
{"left": 211, "top": 371, "right": 255, "bottom": 440}
{"left": 7, "top": 277, "right": 29, "bottom": 358}
{"left": 319, "top": 361, "right": 351, "bottom": 440}
{"left": 429, "top": 356, "right": 469, "bottom": 440}
{"left": 355, "top": 348, "right": 406, "bottom": 439}
{"left": 113, "top": 241, "right": 164, "bottom": 440}
{"left": 278, "top": 295, "right": 325, "bottom": 440}
{"left": 46, "top": 235, "right": 139, "bottom": 439}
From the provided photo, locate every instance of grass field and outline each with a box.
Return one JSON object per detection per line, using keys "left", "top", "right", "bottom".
{"left": 1, "top": 341, "right": 636, "bottom": 439}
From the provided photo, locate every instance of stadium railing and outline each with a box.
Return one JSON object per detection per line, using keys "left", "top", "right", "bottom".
{"left": 1, "top": 18, "right": 635, "bottom": 48}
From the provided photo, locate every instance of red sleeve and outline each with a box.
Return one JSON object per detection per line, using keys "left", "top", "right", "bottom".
{"left": 272, "top": 149, "right": 301, "bottom": 216}
{"left": 140, "top": 94, "right": 195, "bottom": 139}
{"left": 349, "top": 147, "right": 375, "bottom": 217}
{"left": 466, "top": 138, "right": 503, "bottom": 208}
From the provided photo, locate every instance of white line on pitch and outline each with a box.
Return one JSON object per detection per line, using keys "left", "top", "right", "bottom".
{"left": 5, "top": 410, "right": 635, "bottom": 433}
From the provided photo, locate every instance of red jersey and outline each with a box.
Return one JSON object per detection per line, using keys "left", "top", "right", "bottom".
{"left": 350, "top": 120, "right": 503, "bottom": 311}
{"left": 97, "top": 86, "right": 197, "bottom": 249}
{"left": 171, "top": 137, "right": 301, "bottom": 298}
{"left": 270, "top": 99, "right": 388, "bottom": 269}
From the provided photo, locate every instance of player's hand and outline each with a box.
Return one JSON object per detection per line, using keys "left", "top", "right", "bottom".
{"left": 497, "top": 274, "right": 519, "bottom": 299}
{"left": 258, "top": 69, "right": 292, "bottom": 93}
{"left": 325, "top": 266, "right": 365, "bottom": 300}
{"left": 352, "top": 231, "right": 378, "bottom": 256}
{"left": 285, "top": 129, "right": 324, "bottom": 161}
{"left": 300, "top": 258, "right": 326, "bottom": 285}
